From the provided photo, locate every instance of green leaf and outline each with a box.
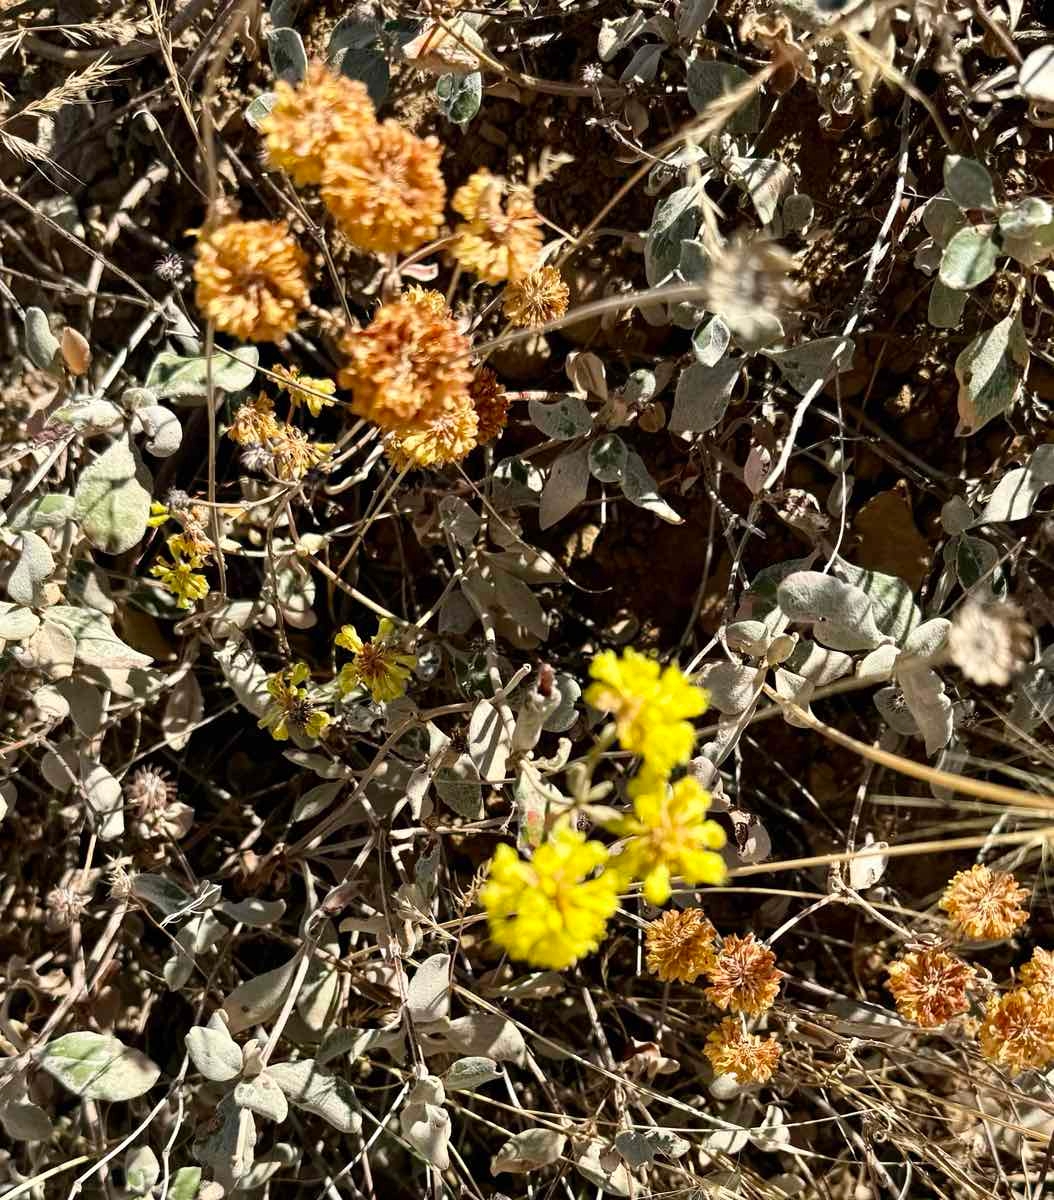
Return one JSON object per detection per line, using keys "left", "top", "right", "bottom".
{"left": 954, "top": 312, "right": 1029, "bottom": 435}
{"left": 539, "top": 445, "right": 589, "bottom": 530}
{"left": 340, "top": 48, "right": 390, "bottom": 105}
{"left": 234, "top": 1072, "right": 289, "bottom": 1123}
{"left": 7, "top": 493, "right": 76, "bottom": 532}
{"left": 169, "top": 1167, "right": 202, "bottom": 1200}
{"left": 928, "top": 278, "right": 967, "bottom": 329}
{"left": 444, "top": 1056, "right": 501, "bottom": 1092}
{"left": 245, "top": 91, "right": 278, "bottom": 130}
{"left": 939, "top": 225, "right": 998, "bottom": 290}
{"left": 619, "top": 449, "right": 682, "bottom": 524}
{"left": 268, "top": 26, "right": 308, "bottom": 82}
{"left": 125, "top": 1147, "right": 160, "bottom": 1197}
{"left": 37, "top": 1032, "right": 160, "bottom": 1101}
{"left": 922, "top": 196, "right": 965, "bottom": 245}
{"left": 223, "top": 957, "right": 299, "bottom": 1034}
{"left": 943, "top": 156, "right": 996, "bottom": 209}
{"left": 436, "top": 71, "right": 483, "bottom": 125}
{"left": 45, "top": 605, "right": 152, "bottom": 669}
{"left": 693, "top": 316, "right": 730, "bottom": 366}
{"left": 268, "top": 1060, "right": 362, "bottom": 1132}
{"left": 74, "top": 436, "right": 152, "bottom": 555}
{"left": 763, "top": 336, "right": 854, "bottom": 395}
{"left": 587, "top": 433, "right": 627, "bottom": 483}
{"left": 686, "top": 60, "right": 759, "bottom": 132}
{"left": 24, "top": 307, "right": 59, "bottom": 370}
{"left": 186, "top": 1025, "right": 244, "bottom": 1083}
{"left": 0, "top": 602, "right": 40, "bottom": 641}
{"left": 528, "top": 395, "right": 593, "bottom": 440}
{"left": 145, "top": 346, "right": 259, "bottom": 399}
{"left": 7, "top": 531, "right": 55, "bottom": 606}
{"left": 644, "top": 184, "right": 702, "bottom": 287}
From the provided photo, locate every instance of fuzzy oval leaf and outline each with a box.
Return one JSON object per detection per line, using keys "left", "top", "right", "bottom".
{"left": 620, "top": 450, "right": 682, "bottom": 524}
{"left": 45, "top": 605, "right": 152, "bottom": 669}
{"left": 0, "top": 602, "right": 40, "bottom": 641}
{"left": 145, "top": 347, "right": 259, "bottom": 399}
{"left": 539, "top": 446, "right": 589, "bottom": 530}
{"left": 74, "top": 437, "right": 152, "bottom": 555}
{"left": 37, "top": 1032, "right": 160, "bottom": 1101}
{"left": 528, "top": 395, "right": 593, "bottom": 440}
{"left": 234, "top": 1072, "right": 289, "bottom": 1123}
{"left": 468, "top": 699, "right": 511, "bottom": 783}
{"left": 955, "top": 313, "right": 1029, "bottom": 435}
{"left": 939, "top": 225, "right": 998, "bottom": 290}
{"left": 943, "top": 156, "right": 996, "bottom": 209}
{"left": 764, "top": 337, "right": 854, "bottom": 395}
{"left": 693, "top": 316, "right": 730, "bottom": 367}
{"left": 7, "top": 493, "right": 76, "bottom": 532}
{"left": 587, "top": 433, "right": 627, "bottom": 483}
{"left": 223, "top": 957, "right": 298, "bottom": 1034}
{"left": 671, "top": 359, "right": 739, "bottom": 433}
{"left": 686, "top": 60, "right": 758, "bottom": 132}
{"left": 492, "top": 1128, "right": 567, "bottom": 1175}
{"left": 7, "top": 532, "right": 54, "bottom": 607}
{"left": 186, "top": 1025, "right": 244, "bottom": 1082}
{"left": 444, "top": 1056, "right": 501, "bottom": 1092}
{"left": 436, "top": 69, "right": 482, "bottom": 124}
{"left": 24, "top": 307, "right": 59, "bottom": 370}
{"left": 407, "top": 953, "right": 451, "bottom": 1023}
{"left": 125, "top": 1147, "right": 160, "bottom": 1197}
{"left": 268, "top": 1059, "right": 362, "bottom": 1132}
{"left": 928, "top": 278, "right": 967, "bottom": 329}
{"left": 268, "top": 26, "right": 308, "bottom": 82}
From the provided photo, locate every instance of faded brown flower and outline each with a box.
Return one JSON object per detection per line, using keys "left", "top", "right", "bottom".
{"left": 322, "top": 121, "right": 445, "bottom": 255}
{"left": 261, "top": 62, "right": 376, "bottom": 186}
{"left": 451, "top": 169, "right": 544, "bottom": 284}
{"left": 886, "top": 947, "right": 975, "bottom": 1028}
{"left": 704, "top": 1017, "right": 781, "bottom": 1084}
{"left": 502, "top": 265, "right": 569, "bottom": 327}
{"left": 270, "top": 424, "right": 332, "bottom": 481}
{"left": 979, "top": 986, "right": 1054, "bottom": 1073}
{"left": 645, "top": 907, "right": 719, "bottom": 983}
{"left": 947, "top": 601, "right": 1032, "bottom": 687}
{"left": 227, "top": 394, "right": 281, "bottom": 446}
{"left": 338, "top": 292, "right": 473, "bottom": 433}
{"left": 126, "top": 767, "right": 193, "bottom": 842}
{"left": 383, "top": 394, "right": 479, "bottom": 470}
{"left": 194, "top": 220, "right": 310, "bottom": 343}
{"left": 470, "top": 368, "right": 509, "bottom": 445}
{"left": 940, "top": 864, "right": 1030, "bottom": 941}
{"left": 705, "top": 933, "right": 783, "bottom": 1016}
{"left": 1020, "top": 947, "right": 1054, "bottom": 992}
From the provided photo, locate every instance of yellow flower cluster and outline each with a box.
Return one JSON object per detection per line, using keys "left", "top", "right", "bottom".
{"left": 481, "top": 647, "right": 725, "bottom": 971}
{"left": 150, "top": 533, "right": 210, "bottom": 609}
{"left": 225, "top": 384, "right": 332, "bottom": 480}
{"left": 451, "top": 169, "right": 543, "bottom": 283}
{"left": 336, "top": 618, "right": 417, "bottom": 704}
{"left": 259, "top": 662, "right": 330, "bottom": 742}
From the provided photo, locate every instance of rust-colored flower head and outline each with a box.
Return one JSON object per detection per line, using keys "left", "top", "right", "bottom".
{"left": 705, "top": 933, "right": 783, "bottom": 1016}
{"left": 886, "top": 946, "right": 975, "bottom": 1027}
{"left": 338, "top": 292, "right": 473, "bottom": 433}
{"left": 270, "top": 424, "right": 331, "bottom": 481}
{"left": 469, "top": 368, "right": 509, "bottom": 445}
{"left": 502, "top": 264, "right": 569, "bottom": 327}
{"left": 940, "top": 864, "right": 1030, "bottom": 941}
{"left": 227, "top": 393, "right": 282, "bottom": 446}
{"left": 1020, "top": 948, "right": 1054, "bottom": 992}
{"left": 451, "top": 169, "right": 544, "bottom": 284}
{"left": 194, "top": 219, "right": 310, "bottom": 343}
{"left": 979, "top": 986, "right": 1054, "bottom": 1073}
{"left": 704, "top": 1017, "right": 782, "bottom": 1084}
{"left": 645, "top": 907, "right": 719, "bottom": 983}
{"left": 261, "top": 62, "right": 376, "bottom": 186}
{"left": 321, "top": 120, "right": 446, "bottom": 255}
{"left": 383, "top": 394, "right": 479, "bottom": 470}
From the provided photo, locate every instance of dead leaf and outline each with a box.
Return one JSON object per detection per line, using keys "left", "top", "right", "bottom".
{"left": 852, "top": 484, "right": 932, "bottom": 593}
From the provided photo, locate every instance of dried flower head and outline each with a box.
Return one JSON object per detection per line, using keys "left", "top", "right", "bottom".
{"left": 947, "top": 600, "right": 1032, "bottom": 687}
{"left": 1020, "top": 948, "right": 1054, "bottom": 992}
{"left": 383, "top": 394, "right": 479, "bottom": 470}
{"left": 705, "top": 933, "right": 783, "bottom": 1016}
{"left": 336, "top": 618, "right": 418, "bottom": 704}
{"left": 940, "top": 864, "right": 1030, "bottom": 941}
{"left": 124, "top": 767, "right": 176, "bottom": 814}
{"left": 451, "top": 169, "right": 544, "bottom": 284}
{"left": 886, "top": 947, "right": 975, "bottom": 1027}
{"left": 259, "top": 662, "right": 330, "bottom": 741}
{"left": 645, "top": 907, "right": 719, "bottom": 982}
{"left": 581, "top": 62, "right": 604, "bottom": 86}
{"left": 470, "top": 368, "right": 510, "bottom": 445}
{"left": 338, "top": 292, "right": 473, "bottom": 433}
{"left": 608, "top": 772, "right": 727, "bottom": 905}
{"left": 403, "top": 285, "right": 449, "bottom": 316}
{"left": 480, "top": 823, "right": 620, "bottom": 970}
{"left": 155, "top": 253, "right": 185, "bottom": 282}
{"left": 322, "top": 120, "right": 445, "bottom": 255}
{"left": 270, "top": 424, "right": 332, "bottom": 481}
{"left": 979, "top": 986, "right": 1054, "bottom": 1073}
{"left": 261, "top": 62, "right": 376, "bottom": 186}
{"left": 194, "top": 220, "right": 310, "bottom": 343}
{"left": 705, "top": 1017, "right": 782, "bottom": 1084}
{"left": 107, "top": 861, "right": 136, "bottom": 901}
{"left": 227, "top": 394, "right": 281, "bottom": 446}
{"left": 46, "top": 884, "right": 89, "bottom": 932}
{"left": 273, "top": 364, "right": 337, "bottom": 417}
{"left": 502, "top": 265, "right": 570, "bottom": 328}
{"left": 702, "top": 237, "right": 802, "bottom": 347}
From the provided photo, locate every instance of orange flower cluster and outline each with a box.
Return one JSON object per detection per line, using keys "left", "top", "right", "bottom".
{"left": 940, "top": 864, "right": 1030, "bottom": 941}
{"left": 705, "top": 933, "right": 784, "bottom": 1016}
{"left": 194, "top": 220, "right": 310, "bottom": 343}
{"left": 502, "top": 265, "right": 569, "bottom": 327}
{"left": 469, "top": 368, "right": 509, "bottom": 445}
{"left": 705, "top": 1018, "right": 781, "bottom": 1084}
{"left": 979, "top": 986, "right": 1054, "bottom": 1073}
{"left": 451, "top": 169, "right": 544, "bottom": 283}
{"left": 886, "top": 946, "right": 975, "bottom": 1028}
{"left": 645, "top": 908, "right": 718, "bottom": 983}
{"left": 261, "top": 62, "right": 445, "bottom": 257}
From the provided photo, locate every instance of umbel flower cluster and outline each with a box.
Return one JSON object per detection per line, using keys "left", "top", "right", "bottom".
{"left": 480, "top": 649, "right": 727, "bottom": 972}
{"left": 886, "top": 863, "right": 1054, "bottom": 1074}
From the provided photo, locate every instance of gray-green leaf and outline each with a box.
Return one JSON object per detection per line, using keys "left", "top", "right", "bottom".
{"left": 943, "top": 156, "right": 996, "bottom": 209}
{"left": 186, "top": 1025, "right": 244, "bottom": 1082}
{"left": 37, "top": 1032, "right": 160, "bottom": 1101}
{"left": 528, "top": 395, "right": 593, "bottom": 440}
{"left": 954, "top": 312, "right": 1029, "bottom": 435}
{"left": 268, "top": 1059, "right": 362, "bottom": 1132}
{"left": 74, "top": 436, "right": 152, "bottom": 555}
{"left": 939, "top": 225, "right": 998, "bottom": 290}
{"left": 145, "top": 347, "right": 259, "bottom": 399}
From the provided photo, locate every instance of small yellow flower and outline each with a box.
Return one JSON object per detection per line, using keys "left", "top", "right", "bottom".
{"left": 147, "top": 501, "right": 170, "bottom": 527}
{"left": 704, "top": 1017, "right": 782, "bottom": 1084}
{"left": 259, "top": 662, "right": 330, "bottom": 741}
{"left": 336, "top": 618, "right": 417, "bottom": 703}
{"left": 382, "top": 395, "right": 479, "bottom": 470}
{"left": 608, "top": 771, "right": 726, "bottom": 905}
{"left": 585, "top": 648, "right": 708, "bottom": 774}
{"left": 194, "top": 220, "right": 310, "bottom": 343}
{"left": 502, "top": 265, "right": 570, "bottom": 327}
{"left": 228, "top": 394, "right": 282, "bottom": 446}
{"left": 480, "top": 824, "right": 620, "bottom": 970}
{"left": 940, "top": 863, "right": 1030, "bottom": 941}
{"left": 149, "top": 557, "right": 209, "bottom": 609}
{"left": 167, "top": 532, "right": 210, "bottom": 567}
{"left": 450, "top": 169, "right": 543, "bottom": 283}
{"left": 273, "top": 364, "right": 337, "bottom": 417}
